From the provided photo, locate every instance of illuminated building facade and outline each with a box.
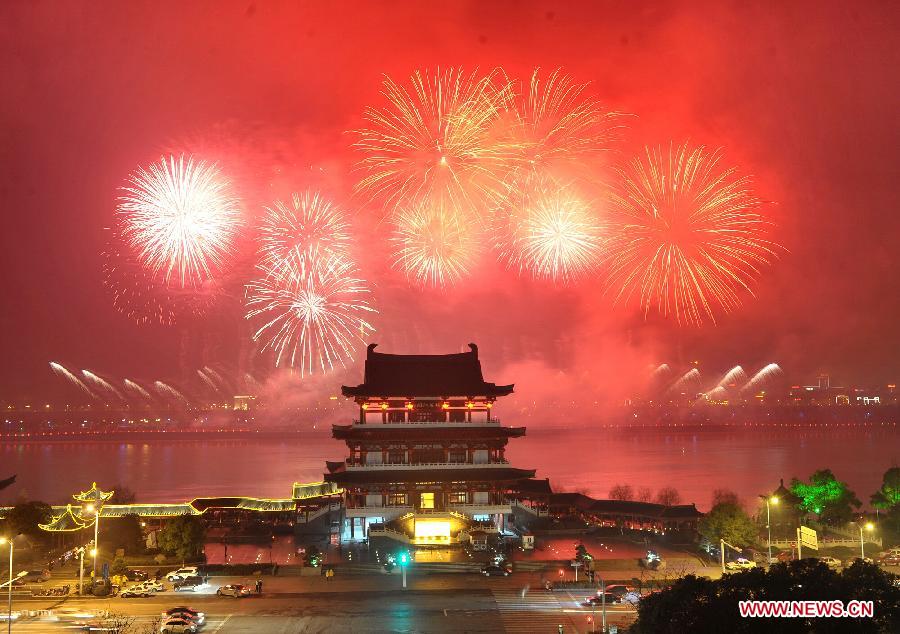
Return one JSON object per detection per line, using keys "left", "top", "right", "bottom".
{"left": 326, "top": 344, "right": 535, "bottom": 545}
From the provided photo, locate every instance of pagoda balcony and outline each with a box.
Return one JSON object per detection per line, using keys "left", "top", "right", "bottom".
{"left": 343, "top": 459, "right": 510, "bottom": 471}
{"left": 351, "top": 418, "right": 501, "bottom": 427}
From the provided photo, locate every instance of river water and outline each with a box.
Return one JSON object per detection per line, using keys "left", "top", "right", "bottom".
{"left": 2, "top": 425, "right": 897, "bottom": 511}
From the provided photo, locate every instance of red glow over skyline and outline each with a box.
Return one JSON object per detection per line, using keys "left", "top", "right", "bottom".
{"left": 1, "top": 1, "right": 898, "bottom": 404}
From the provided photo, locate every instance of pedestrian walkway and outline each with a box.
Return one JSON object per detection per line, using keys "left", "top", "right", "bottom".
{"left": 491, "top": 587, "right": 573, "bottom": 633}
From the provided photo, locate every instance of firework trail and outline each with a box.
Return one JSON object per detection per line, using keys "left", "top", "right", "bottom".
{"left": 197, "top": 369, "right": 222, "bottom": 395}
{"left": 82, "top": 370, "right": 126, "bottom": 401}
{"left": 50, "top": 362, "right": 97, "bottom": 399}
{"left": 495, "top": 178, "right": 603, "bottom": 283}
{"left": 118, "top": 155, "right": 242, "bottom": 288}
{"left": 502, "top": 68, "right": 625, "bottom": 177}
{"left": 258, "top": 190, "right": 352, "bottom": 280}
{"left": 651, "top": 363, "right": 671, "bottom": 378}
{"left": 392, "top": 195, "right": 478, "bottom": 288}
{"left": 742, "top": 363, "right": 782, "bottom": 393}
{"left": 245, "top": 257, "right": 377, "bottom": 375}
{"left": 667, "top": 368, "right": 701, "bottom": 394}
{"left": 354, "top": 67, "right": 512, "bottom": 217}
{"left": 604, "top": 142, "right": 780, "bottom": 326}
{"left": 123, "top": 379, "right": 153, "bottom": 401}
{"left": 715, "top": 365, "right": 747, "bottom": 389}
{"left": 203, "top": 366, "right": 233, "bottom": 393}
{"left": 154, "top": 380, "right": 191, "bottom": 406}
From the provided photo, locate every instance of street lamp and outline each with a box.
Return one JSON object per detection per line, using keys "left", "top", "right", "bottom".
{"left": 859, "top": 522, "right": 875, "bottom": 560}
{"left": 761, "top": 495, "right": 779, "bottom": 565}
{"left": 0, "top": 537, "right": 18, "bottom": 634}
{"left": 83, "top": 503, "right": 100, "bottom": 581}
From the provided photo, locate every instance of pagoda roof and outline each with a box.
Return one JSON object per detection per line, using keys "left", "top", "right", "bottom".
{"left": 324, "top": 467, "right": 535, "bottom": 485}
{"left": 72, "top": 482, "right": 114, "bottom": 504}
{"left": 341, "top": 344, "right": 514, "bottom": 399}
{"left": 332, "top": 424, "right": 525, "bottom": 440}
{"left": 39, "top": 504, "right": 90, "bottom": 532}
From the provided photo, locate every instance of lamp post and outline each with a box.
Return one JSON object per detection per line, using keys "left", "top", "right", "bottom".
{"left": 0, "top": 537, "right": 17, "bottom": 634}
{"left": 762, "top": 495, "right": 779, "bottom": 564}
{"left": 859, "top": 522, "right": 874, "bottom": 559}
{"left": 84, "top": 503, "right": 100, "bottom": 580}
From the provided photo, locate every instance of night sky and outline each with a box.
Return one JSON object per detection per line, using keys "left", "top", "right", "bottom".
{"left": 1, "top": 1, "right": 898, "bottom": 402}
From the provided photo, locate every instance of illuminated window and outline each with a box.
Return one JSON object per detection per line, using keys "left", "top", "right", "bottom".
{"left": 420, "top": 492, "right": 435, "bottom": 509}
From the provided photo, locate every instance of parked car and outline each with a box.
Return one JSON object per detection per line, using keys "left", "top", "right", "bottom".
{"left": 20, "top": 570, "right": 51, "bottom": 583}
{"left": 480, "top": 564, "right": 511, "bottom": 577}
{"left": 161, "top": 607, "right": 204, "bottom": 625}
{"left": 120, "top": 586, "right": 154, "bottom": 598}
{"left": 725, "top": 558, "right": 757, "bottom": 570}
{"left": 124, "top": 569, "right": 149, "bottom": 582}
{"left": 173, "top": 576, "right": 205, "bottom": 592}
{"left": 583, "top": 593, "right": 621, "bottom": 606}
{"left": 217, "top": 584, "right": 251, "bottom": 597}
{"left": 165, "top": 567, "right": 200, "bottom": 582}
{"left": 159, "top": 618, "right": 197, "bottom": 633}
{"left": 137, "top": 580, "right": 165, "bottom": 593}
{"left": 818, "top": 556, "right": 842, "bottom": 570}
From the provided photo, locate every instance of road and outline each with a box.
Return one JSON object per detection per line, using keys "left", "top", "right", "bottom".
{"left": 6, "top": 572, "right": 637, "bottom": 633}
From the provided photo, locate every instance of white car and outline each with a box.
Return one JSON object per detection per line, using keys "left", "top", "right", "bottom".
{"left": 818, "top": 556, "right": 842, "bottom": 569}
{"left": 137, "top": 579, "right": 165, "bottom": 592}
{"left": 165, "top": 567, "right": 200, "bottom": 582}
{"left": 160, "top": 618, "right": 197, "bottom": 633}
{"left": 725, "top": 558, "right": 757, "bottom": 570}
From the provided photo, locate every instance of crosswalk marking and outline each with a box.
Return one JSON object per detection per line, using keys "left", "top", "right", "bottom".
{"left": 492, "top": 588, "right": 573, "bottom": 633}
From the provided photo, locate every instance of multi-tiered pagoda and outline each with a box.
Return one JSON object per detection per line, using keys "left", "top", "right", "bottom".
{"left": 325, "top": 343, "right": 535, "bottom": 545}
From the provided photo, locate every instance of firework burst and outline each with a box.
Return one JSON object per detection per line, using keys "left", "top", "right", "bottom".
{"left": 392, "top": 195, "right": 479, "bottom": 288}
{"left": 503, "top": 68, "right": 625, "bottom": 177}
{"left": 495, "top": 178, "right": 603, "bottom": 283}
{"left": 605, "top": 143, "right": 779, "bottom": 325}
{"left": 118, "top": 155, "right": 241, "bottom": 288}
{"left": 258, "top": 190, "right": 352, "bottom": 279}
{"left": 354, "top": 67, "right": 511, "bottom": 217}
{"left": 245, "top": 258, "right": 376, "bottom": 375}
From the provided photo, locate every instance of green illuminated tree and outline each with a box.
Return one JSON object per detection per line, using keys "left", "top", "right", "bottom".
{"left": 699, "top": 502, "right": 757, "bottom": 547}
{"left": 790, "top": 469, "right": 860, "bottom": 525}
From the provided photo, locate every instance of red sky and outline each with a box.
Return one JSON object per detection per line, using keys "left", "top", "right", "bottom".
{"left": 1, "top": 0, "right": 898, "bottom": 401}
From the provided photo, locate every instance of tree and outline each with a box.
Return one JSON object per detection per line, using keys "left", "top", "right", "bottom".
{"left": 608, "top": 484, "right": 634, "bottom": 501}
{"left": 871, "top": 467, "right": 900, "bottom": 533}
{"left": 655, "top": 487, "right": 681, "bottom": 506}
{"left": 157, "top": 515, "right": 205, "bottom": 562}
{"left": 2, "top": 500, "right": 52, "bottom": 541}
{"left": 109, "top": 485, "right": 136, "bottom": 505}
{"left": 699, "top": 502, "right": 758, "bottom": 547}
{"left": 791, "top": 469, "right": 861, "bottom": 525}
{"left": 636, "top": 487, "right": 653, "bottom": 503}
{"left": 632, "top": 560, "right": 900, "bottom": 633}
{"left": 712, "top": 488, "right": 740, "bottom": 507}
{"left": 103, "top": 514, "right": 144, "bottom": 554}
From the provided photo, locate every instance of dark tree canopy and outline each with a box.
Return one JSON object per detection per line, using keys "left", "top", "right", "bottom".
{"left": 633, "top": 560, "right": 900, "bottom": 633}
{"left": 157, "top": 514, "right": 206, "bottom": 562}
{"left": 699, "top": 502, "right": 758, "bottom": 547}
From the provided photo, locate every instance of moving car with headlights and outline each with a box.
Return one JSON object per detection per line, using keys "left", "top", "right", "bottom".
{"left": 159, "top": 618, "right": 197, "bottom": 633}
